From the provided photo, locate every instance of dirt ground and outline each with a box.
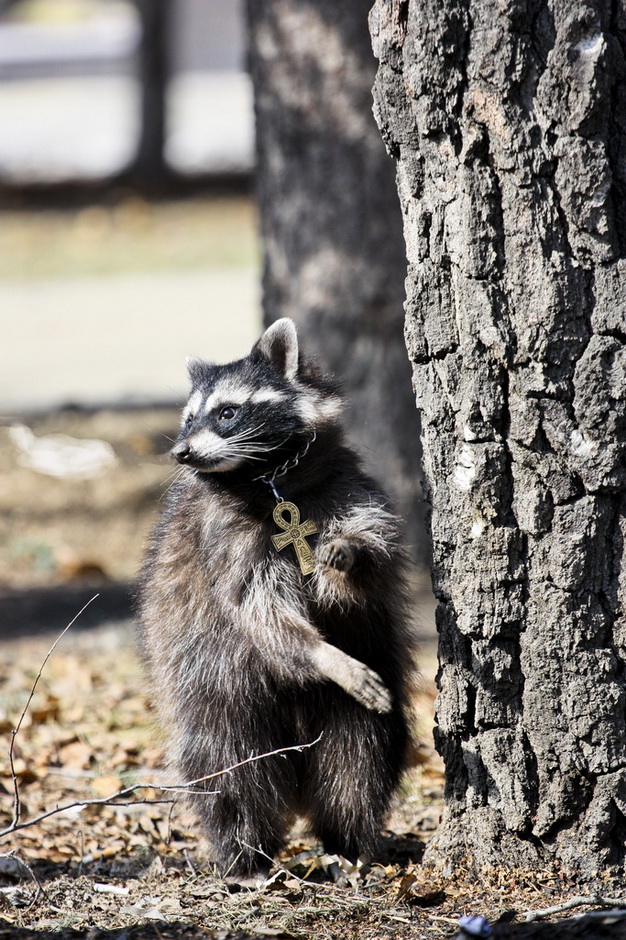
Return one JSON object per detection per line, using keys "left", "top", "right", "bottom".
{"left": 2, "top": 408, "right": 626, "bottom": 939}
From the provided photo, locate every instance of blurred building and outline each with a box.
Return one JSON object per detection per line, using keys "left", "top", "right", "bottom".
{"left": 0, "top": 0, "right": 254, "bottom": 182}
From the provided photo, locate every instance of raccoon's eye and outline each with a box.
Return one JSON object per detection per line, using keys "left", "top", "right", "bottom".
{"left": 219, "top": 406, "right": 238, "bottom": 421}
{"left": 185, "top": 414, "right": 194, "bottom": 428}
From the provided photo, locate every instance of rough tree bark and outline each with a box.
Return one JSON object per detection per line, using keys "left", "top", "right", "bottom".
{"left": 371, "top": 0, "right": 626, "bottom": 877}
{"left": 245, "top": 0, "right": 427, "bottom": 561}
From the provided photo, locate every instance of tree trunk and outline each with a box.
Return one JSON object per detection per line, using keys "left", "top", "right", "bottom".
{"left": 245, "top": 0, "right": 428, "bottom": 563}
{"left": 371, "top": 0, "right": 626, "bottom": 877}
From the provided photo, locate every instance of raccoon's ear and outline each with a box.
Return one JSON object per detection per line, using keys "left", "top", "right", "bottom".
{"left": 254, "top": 318, "right": 299, "bottom": 381}
{"left": 186, "top": 356, "right": 210, "bottom": 383}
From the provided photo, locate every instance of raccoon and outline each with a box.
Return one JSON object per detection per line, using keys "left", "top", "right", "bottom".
{"left": 137, "top": 318, "right": 414, "bottom": 883}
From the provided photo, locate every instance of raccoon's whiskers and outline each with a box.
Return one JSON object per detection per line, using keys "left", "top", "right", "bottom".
{"left": 161, "top": 466, "right": 182, "bottom": 488}
{"left": 222, "top": 449, "right": 266, "bottom": 463}
{"left": 225, "top": 441, "right": 268, "bottom": 452}
{"left": 257, "top": 436, "right": 292, "bottom": 454}
{"left": 141, "top": 419, "right": 178, "bottom": 445}
{"left": 221, "top": 425, "right": 294, "bottom": 464}
{"left": 227, "top": 426, "right": 294, "bottom": 453}
{"left": 226, "top": 424, "right": 266, "bottom": 444}
{"left": 160, "top": 465, "right": 186, "bottom": 500}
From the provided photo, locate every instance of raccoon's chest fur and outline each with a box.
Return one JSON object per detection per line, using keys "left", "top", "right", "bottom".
{"left": 155, "top": 476, "right": 351, "bottom": 635}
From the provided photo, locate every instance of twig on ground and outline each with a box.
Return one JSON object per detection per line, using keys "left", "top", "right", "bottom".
{"left": 1, "top": 740, "right": 322, "bottom": 839}
{"left": 183, "top": 848, "right": 197, "bottom": 877}
{"left": 523, "top": 895, "right": 626, "bottom": 922}
{"left": 0, "top": 849, "right": 60, "bottom": 912}
{"left": 428, "top": 913, "right": 468, "bottom": 927}
{"left": 7, "top": 594, "right": 99, "bottom": 832}
{"left": 242, "top": 841, "right": 388, "bottom": 907}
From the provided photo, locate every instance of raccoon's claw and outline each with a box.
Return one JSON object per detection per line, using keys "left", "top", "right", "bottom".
{"left": 318, "top": 539, "right": 356, "bottom": 573}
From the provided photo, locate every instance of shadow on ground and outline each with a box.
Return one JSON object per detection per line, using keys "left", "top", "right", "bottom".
{"left": 490, "top": 913, "right": 626, "bottom": 938}
{"left": 2, "top": 911, "right": 626, "bottom": 939}
{"left": 0, "top": 582, "right": 133, "bottom": 638}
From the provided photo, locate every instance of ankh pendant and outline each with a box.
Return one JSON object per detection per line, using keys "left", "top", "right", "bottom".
{"left": 271, "top": 501, "right": 319, "bottom": 576}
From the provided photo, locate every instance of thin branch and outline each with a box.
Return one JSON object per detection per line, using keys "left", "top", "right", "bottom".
{"left": 8, "top": 595, "right": 99, "bottom": 831}
{"left": 183, "top": 848, "right": 197, "bottom": 877}
{"left": 0, "top": 850, "right": 61, "bottom": 912}
{"left": 168, "top": 735, "right": 323, "bottom": 790}
{"left": 523, "top": 895, "right": 626, "bottom": 922}
{"left": 1, "top": 737, "right": 322, "bottom": 839}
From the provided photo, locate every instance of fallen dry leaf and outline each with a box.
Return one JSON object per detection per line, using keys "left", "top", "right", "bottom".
{"left": 57, "top": 740, "right": 93, "bottom": 770}
{"left": 91, "top": 774, "right": 124, "bottom": 798}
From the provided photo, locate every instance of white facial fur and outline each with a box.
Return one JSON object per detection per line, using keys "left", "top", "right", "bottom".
{"left": 203, "top": 385, "right": 255, "bottom": 415}
{"left": 181, "top": 382, "right": 293, "bottom": 472}
{"left": 182, "top": 376, "right": 292, "bottom": 427}
{"left": 295, "top": 390, "right": 343, "bottom": 425}
{"left": 186, "top": 427, "right": 247, "bottom": 472}
{"left": 180, "top": 354, "right": 343, "bottom": 472}
{"left": 181, "top": 390, "right": 203, "bottom": 426}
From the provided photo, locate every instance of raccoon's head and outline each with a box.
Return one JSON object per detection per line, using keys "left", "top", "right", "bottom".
{"left": 171, "top": 318, "right": 342, "bottom": 474}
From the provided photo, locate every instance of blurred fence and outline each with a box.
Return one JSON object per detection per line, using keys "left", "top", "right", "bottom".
{"left": 0, "top": 0, "right": 253, "bottom": 184}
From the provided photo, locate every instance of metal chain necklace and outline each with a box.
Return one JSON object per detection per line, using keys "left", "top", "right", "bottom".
{"left": 253, "top": 431, "right": 318, "bottom": 576}
{"left": 253, "top": 430, "right": 317, "bottom": 501}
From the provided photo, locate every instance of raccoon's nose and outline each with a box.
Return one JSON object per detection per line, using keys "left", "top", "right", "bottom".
{"left": 172, "top": 442, "right": 193, "bottom": 463}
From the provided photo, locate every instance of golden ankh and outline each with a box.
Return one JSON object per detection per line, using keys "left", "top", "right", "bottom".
{"left": 271, "top": 501, "right": 319, "bottom": 575}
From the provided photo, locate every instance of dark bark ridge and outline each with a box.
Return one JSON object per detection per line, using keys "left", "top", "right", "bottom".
{"left": 371, "top": 0, "right": 626, "bottom": 876}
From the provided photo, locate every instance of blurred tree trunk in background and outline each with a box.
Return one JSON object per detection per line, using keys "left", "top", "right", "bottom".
{"left": 245, "top": 0, "right": 428, "bottom": 564}
{"left": 131, "top": 0, "right": 172, "bottom": 182}
{"left": 371, "top": 0, "right": 626, "bottom": 878}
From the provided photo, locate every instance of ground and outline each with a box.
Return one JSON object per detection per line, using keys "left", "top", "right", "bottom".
{"left": 1, "top": 622, "right": 623, "bottom": 940}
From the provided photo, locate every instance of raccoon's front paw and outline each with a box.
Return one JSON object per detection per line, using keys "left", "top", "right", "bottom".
{"left": 311, "top": 643, "right": 393, "bottom": 713}
{"left": 347, "top": 660, "right": 393, "bottom": 714}
{"left": 318, "top": 539, "right": 356, "bottom": 573}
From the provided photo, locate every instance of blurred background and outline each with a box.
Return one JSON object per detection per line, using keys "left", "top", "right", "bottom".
{"left": 0, "top": 0, "right": 263, "bottom": 632}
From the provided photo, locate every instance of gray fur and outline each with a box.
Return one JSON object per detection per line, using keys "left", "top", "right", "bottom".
{"left": 137, "top": 319, "right": 415, "bottom": 881}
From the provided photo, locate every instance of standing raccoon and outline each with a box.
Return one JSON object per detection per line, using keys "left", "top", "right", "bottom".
{"left": 138, "top": 318, "right": 414, "bottom": 883}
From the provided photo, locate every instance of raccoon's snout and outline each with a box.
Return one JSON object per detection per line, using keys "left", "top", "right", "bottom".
{"left": 172, "top": 442, "right": 193, "bottom": 464}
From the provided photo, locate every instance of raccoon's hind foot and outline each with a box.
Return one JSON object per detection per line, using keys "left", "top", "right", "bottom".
{"left": 318, "top": 538, "right": 356, "bottom": 573}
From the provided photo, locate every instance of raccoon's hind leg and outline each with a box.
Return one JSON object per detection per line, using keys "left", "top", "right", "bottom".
{"left": 178, "top": 725, "right": 297, "bottom": 883}
{"left": 195, "top": 782, "right": 289, "bottom": 884}
{"left": 302, "top": 695, "right": 407, "bottom": 864}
